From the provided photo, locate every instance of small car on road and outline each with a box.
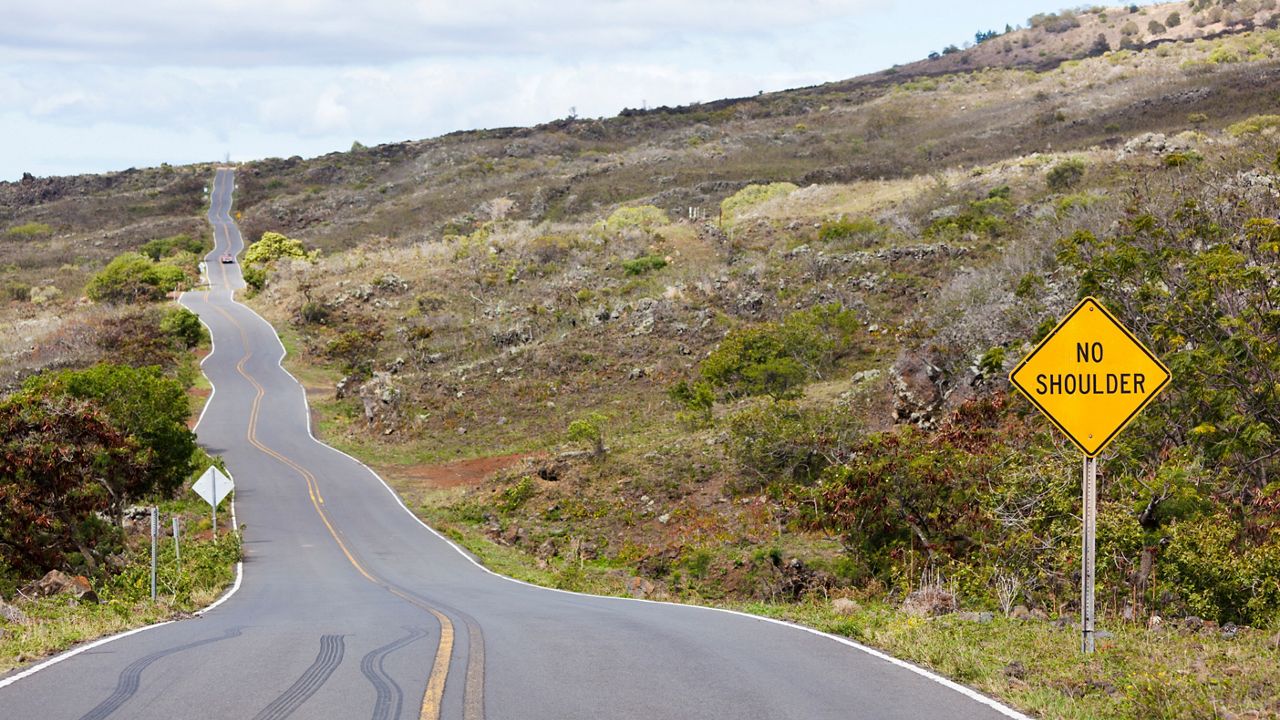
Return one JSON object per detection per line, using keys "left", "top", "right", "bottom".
{"left": 220, "top": 254, "right": 235, "bottom": 264}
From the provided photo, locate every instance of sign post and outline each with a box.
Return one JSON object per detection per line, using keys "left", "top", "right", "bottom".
{"left": 150, "top": 507, "right": 158, "bottom": 602}
{"left": 1081, "top": 456, "right": 1096, "bottom": 652}
{"left": 191, "top": 466, "right": 235, "bottom": 538}
{"left": 1009, "top": 297, "right": 1170, "bottom": 653}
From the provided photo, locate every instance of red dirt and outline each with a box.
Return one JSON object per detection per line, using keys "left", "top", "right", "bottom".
{"left": 187, "top": 387, "right": 212, "bottom": 429}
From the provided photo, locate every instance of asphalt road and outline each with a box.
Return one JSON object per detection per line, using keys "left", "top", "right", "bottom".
{"left": 0, "top": 169, "right": 1028, "bottom": 720}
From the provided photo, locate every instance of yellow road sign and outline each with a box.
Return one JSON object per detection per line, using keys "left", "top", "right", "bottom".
{"left": 1009, "top": 297, "right": 1170, "bottom": 456}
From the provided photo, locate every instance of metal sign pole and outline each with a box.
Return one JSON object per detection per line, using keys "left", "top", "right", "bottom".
{"left": 173, "top": 517, "right": 181, "bottom": 566}
{"left": 150, "top": 507, "right": 159, "bottom": 602}
{"left": 212, "top": 470, "right": 218, "bottom": 538}
{"left": 1082, "top": 455, "right": 1097, "bottom": 653}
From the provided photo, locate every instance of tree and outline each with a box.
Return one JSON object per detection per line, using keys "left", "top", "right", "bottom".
{"left": 0, "top": 395, "right": 147, "bottom": 576}
{"left": 1088, "top": 33, "right": 1111, "bottom": 56}
{"left": 24, "top": 364, "right": 197, "bottom": 501}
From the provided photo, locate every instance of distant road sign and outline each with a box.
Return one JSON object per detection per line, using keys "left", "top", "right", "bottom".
{"left": 192, "top": 466, "right": 234, "bottom": 508}
{"left": 1009, "top": 297, "right": 1171, "bottom": 456}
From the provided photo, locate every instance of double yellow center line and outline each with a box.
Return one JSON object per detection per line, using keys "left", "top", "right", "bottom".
{"left": 199, "top": 195, "right": 482, "bottom": 719}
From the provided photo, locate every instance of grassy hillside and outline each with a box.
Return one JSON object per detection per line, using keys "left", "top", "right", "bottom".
{"left": 4, "top": 1, "right": 1280, "bottom": 715}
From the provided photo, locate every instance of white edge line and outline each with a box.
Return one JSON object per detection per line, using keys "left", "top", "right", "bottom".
{"left": 0, "top": 172, "right": 246, "bottom": 690}
{"left": 250, "top": 261, "right": 1033, "bottom": 720}
{"left": 0, "top": 620, "right": 176, "bottom": 690}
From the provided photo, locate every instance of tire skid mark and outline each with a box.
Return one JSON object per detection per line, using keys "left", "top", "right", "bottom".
{"left": 76, "top": 627, "right": 243, "bottom": 720}
{"left": 383, "top": 586, "right": 486, "bottom": 720}
{"left": 251, "top": 634, "right": 345, "bottom": 720}
{"left": 361, "top": 628, "right": 429, "bottom": 720}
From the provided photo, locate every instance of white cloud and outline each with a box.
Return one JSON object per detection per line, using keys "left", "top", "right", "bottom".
{"left": 0, "top": 1, "right": 875, "bottom": 66}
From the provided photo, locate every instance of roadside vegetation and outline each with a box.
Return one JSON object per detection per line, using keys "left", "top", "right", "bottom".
{"left": 0, "top": 199, "right": 237, "bottom": 671}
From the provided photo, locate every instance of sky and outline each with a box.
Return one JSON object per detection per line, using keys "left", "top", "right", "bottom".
{"left": 0, "top": 1, "right": 1124, "bottom": 180}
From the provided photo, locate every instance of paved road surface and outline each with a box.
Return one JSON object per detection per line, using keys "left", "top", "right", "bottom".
{"left": 0, "top": 169, "right": 1027, "bottom": 720}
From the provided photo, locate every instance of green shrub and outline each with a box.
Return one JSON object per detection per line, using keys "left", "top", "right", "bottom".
{"left": 668, "top": 380, "right": 715, "bottom": 428}
{"left": 1167, "top": 11, "right": 1181, "bottom": 27}
{"left": 699, "top": 304, "right": 861, "bottom": 399}
{"left": 4, "top": 221, "right": 52, "bottom": 238}
{"left": 85, "top": 253, "right": 192, "bottom": 303}
{"left": 325, "top": 329, "right": 382, "bottom": 375}
{"left": 139, "top": 233, "right": 205, "bottom": 260}
{"left": 160, "top": 307, "right": 207, "bottom": 348}
{"left": 925, "top": 197, "right": 1012, "bottom": 239}
{"left": 817, "top": 217, "right": 883, "bottom": 243}
{"left": 599, "top": 206, "right": 668, "bottom": 235}
{"left": 497, "top": 477, "right": 537, "bottom": 515}
{"left": 720, "top": 182, "right": 798, "bottom": 224}
{"left": 300, "top": 301, "right": 330, "bottom": 324}
{"left": 727, "top": 397, "right": 862, "bottom": 491}
{"left": 1159, "top": 513, "right": 1280, "bottom": 625}
{"left": 243, "top": 231, "right": 313, "bottom": 265}
{"left": 567, "top": 412, "right": 608, "bottom": 457}
{"left": 1208, "top": 44, "right": 1239, "bottom": 63}
{"left": 1046, "top": 158, "right": 1086, "bottom": 190}
{"left": 241, "top": 265, "right": 266, "bottom": 292}
{"left": 1029, "top": 11, "right": 1081, "bottom": 33}
{"left": 3, "top": 282, "right": 31, "bottom": 302}
{"left": 1226, "top": 114, "right": 1280, "bottom": 137}
{"left": 621, "top": 254, "right": 668, "bottom": 276}
{"left": 1056, "top": 192, "right": 1104, "bottom": 216}
{"left": 810, "top": 424, "right": 995, "bottom": 577}
{"left": 1163, "top": 150, "right": 1203, "bottom": 167}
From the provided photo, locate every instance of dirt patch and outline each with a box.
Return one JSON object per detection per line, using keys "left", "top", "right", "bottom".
{"left": 187, "top": 386, "right": 212, "bottom": 429}
{"left": 378, "top": 453, "right": 534, "bottom": 490}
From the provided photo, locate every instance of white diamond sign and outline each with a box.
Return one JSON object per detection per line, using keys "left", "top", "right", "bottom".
{"left": 192, "top": 466, "right": 234, "bottom": 508}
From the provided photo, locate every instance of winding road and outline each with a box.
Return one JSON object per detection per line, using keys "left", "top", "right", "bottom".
{"left": 0, "top": 169, "right": 1028, "bottom": 720}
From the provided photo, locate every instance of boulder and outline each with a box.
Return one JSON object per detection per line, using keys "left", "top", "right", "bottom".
{"left": 626, "top": 577, "right": 657, "bottom": 599}
{"left": 890, "top": 351, "right": 943, "bottom": 427}
{"left": 1182, "top": 615, "right": 1204, "bottom": 632}
{"left": 1009, "top": 605, "right": 1049, "bottom": 621}
{"left": 357, "top": 371, "right": 401, "bottom": 426}
{"left": 0, "top": 597, "right": 28, "bottom": 625}
{"left": 21, "top": 570, "right": 98, "bottom": 604}
{"left": 832, "top": 598, "right": 861, "bottom": 616}
{"left": 902, "top": 586, "right": 956, "bottom": 617}
{"left": 956, "top": 611, "right": 994, "bottom": 623}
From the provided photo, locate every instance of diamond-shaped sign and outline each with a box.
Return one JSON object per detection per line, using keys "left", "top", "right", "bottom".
{"left": 1009, "top": 297, "right": 1171, "bottom": 457}
{"left": 191, "top": 466, "right": 234, "bottom": 508}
